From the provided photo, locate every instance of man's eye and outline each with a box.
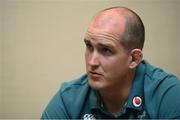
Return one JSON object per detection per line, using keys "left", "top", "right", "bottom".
{"left": 85, "top": 43, "right": 93, "bottom": 51}
{"left": 100, "top": 48, "right": 113, "bottom": 55}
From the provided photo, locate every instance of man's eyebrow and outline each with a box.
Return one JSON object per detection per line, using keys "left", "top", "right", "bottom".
{"left": 84, "top": 39, "right": 90, "bottom": 43}
{"left": 98, "top": 43, "right": 115, "bottom": 49}
{"left": 84, "top": 39, "right": 115, "bottom": 48}
{"left": 84, "top": 39, "right": 88, "bottom": 41}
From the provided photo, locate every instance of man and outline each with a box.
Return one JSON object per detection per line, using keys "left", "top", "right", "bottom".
{"left": 41, "top": 6, "right": 180, "bottom": 119}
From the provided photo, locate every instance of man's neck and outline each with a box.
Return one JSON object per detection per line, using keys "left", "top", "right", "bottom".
{"left": 99, "top": 70, "right": 135, "bottom": 115}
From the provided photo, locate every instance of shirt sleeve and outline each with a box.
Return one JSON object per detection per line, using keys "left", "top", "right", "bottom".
{"left": 158, "top": 83, "right": 180, "bottom": 118}
{"left": 41, "top": 88, "right": 70, "bottom": 119}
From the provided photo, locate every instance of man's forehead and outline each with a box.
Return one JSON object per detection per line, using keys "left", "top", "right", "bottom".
{"left": 85, "top": 30, "right": 120, "bottom": 43}
{"left": 84, "top": 32, "right": 120, "bottom": 48}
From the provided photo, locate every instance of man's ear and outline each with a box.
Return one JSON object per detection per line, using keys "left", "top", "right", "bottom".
{"left": 128, "top": 49, "right": 143, "bottom": 69}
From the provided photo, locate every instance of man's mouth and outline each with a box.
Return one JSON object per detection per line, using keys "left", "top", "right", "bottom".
{"left": 88, "top": 71, "right": 103, "bottom": 78}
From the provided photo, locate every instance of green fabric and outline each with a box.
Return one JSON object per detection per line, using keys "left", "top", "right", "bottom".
{"left": 41, "top": 60, "right": 180, "bottom": 119}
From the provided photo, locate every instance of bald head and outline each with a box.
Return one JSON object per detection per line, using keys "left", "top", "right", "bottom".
{"left": 88, "top": 7, "right": 145, "bottom": 52}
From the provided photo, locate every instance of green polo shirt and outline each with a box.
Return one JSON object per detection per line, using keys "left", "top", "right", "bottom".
{"left": 41, "top": 60, "right": 180, "bottom": 119}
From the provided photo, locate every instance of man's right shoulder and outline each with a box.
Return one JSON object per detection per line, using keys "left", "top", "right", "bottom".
{"left": 41, "top": 74, "right": 90, "bottom": 119}
{"left": 60, "top": 74, "right": 89, "bottom": 94}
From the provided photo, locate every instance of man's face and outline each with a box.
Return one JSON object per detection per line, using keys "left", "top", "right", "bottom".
{"left": 84, "top": 15, "right": 131, "bottom": 90}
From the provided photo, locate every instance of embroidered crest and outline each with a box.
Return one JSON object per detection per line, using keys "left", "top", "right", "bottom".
{"left": 83, "top": 113, "right": 96, "bottom": 120}
{"left": 133, "top": 96, "right": 142, "bottom": 107}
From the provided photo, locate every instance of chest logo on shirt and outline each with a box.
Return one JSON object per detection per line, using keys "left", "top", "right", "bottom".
{"left": 83, "top": 113, "right": 96, "bottom": 120}
{"left": 133, "top": 96, "right": 142, "bottom": 107}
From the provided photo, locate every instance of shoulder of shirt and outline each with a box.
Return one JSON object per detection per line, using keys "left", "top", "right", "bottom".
{"left": 59, "top": 74, "right": 88, "bottom": 94}
{"left": 142, "top": 60, "right": 180, "bottom": 84}
{"left": 141, "top": 60, "right": 180, "bottom": 118}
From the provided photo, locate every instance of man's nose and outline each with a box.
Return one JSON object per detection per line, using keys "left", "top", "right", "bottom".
{"left": 88, "top": 51, "right": 100, "bottom": 66}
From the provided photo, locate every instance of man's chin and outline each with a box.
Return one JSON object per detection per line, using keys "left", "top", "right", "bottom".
{"left": 88, "top": 79, "right": 105, "bottom": 90}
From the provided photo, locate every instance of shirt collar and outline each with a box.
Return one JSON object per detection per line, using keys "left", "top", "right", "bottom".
{"left": 126, "top": 60, "right": 145, "bottom": 111}
{"left": 89, "top": 89, "right": 102, "bottom": 110}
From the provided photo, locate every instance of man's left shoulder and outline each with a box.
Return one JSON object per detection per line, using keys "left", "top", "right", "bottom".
{"left": 158, "top": 78, "right": 180, "bottom": 118}
{"left": 143, "top": 60, "right": 180, "bottom": 89}
{"left": 143, "top": 61, "right": 180, "bottom": 118}
{"left": 144, "top": 60, "right": 180, "bottom": 98}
